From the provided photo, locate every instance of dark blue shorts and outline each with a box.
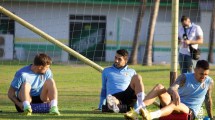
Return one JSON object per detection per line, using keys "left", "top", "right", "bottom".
{"left": 15, "top": 96, "right": 43, "bottom": 112}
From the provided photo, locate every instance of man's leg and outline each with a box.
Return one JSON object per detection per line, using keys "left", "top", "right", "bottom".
{"left": 179, "top": 53, "right": 188, "bottom": 74}
{"left": 40, "top": 78, "right": 60, "bottom": 115}
{"left": 186, "top": 55, "right": 193, "bottom": 73}
{"left": 140, "top": 102, "right": 190, "bottom": 120}
{"left": 18, "top": 82, "right": 32, "bottom": 115}
{"left": 124, "top": 74, "right": 146, "bottom": 120}
{"left": 132, "top": 84, "right": 171, "bottom": 120}
{"left": 144, "top": 84, "right": 171, "bottom": 107}
{"left": 130, "top": 74, "right": 145, "bottom": 108}
{"left": 139, "top": 84, "right": 189, "bottom": 120}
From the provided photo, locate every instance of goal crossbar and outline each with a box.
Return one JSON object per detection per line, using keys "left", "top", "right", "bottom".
{"left": 0, "top": 6, "right": 104, "bottom": 72}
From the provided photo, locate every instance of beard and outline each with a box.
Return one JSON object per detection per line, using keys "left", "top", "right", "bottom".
{"left": 114, "top": 63, "right": 120, "bottom": 68}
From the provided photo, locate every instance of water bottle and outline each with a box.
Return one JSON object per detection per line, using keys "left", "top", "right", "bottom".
{"left": 203, "top": 116, "right": 211, "bottom": 120}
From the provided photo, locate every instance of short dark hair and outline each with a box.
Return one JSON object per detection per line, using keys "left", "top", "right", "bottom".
{"left": 196, "top": 60, "right": 209, "bottom": 70}
{"left": 116, "top": 49, "right": 128, "bottom": 58}
{"left": 181, "top": 15, "right": 189, "bottom": 23}
{"left": 34, "top": 53, "right": 52, "bottom": 66}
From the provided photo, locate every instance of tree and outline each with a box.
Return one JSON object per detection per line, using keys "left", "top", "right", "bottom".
{"left": 208, "top": 0, "right": 215, "bottom": 63}
{"left": 142, "top": 0, "right": 160, "bottom": 66}
{"left": 129, "top": 0, "right": 147, "bottom": 65}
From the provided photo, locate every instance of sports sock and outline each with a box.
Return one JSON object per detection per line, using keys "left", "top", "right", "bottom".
{"left": 50, "top": 99, "right": 58, "bottom": 108}
{"left": 137, "top": 92, "right": 145, "bottom": 107}
{"left": 150, "top": 110, "right": 162, "bottom": 119}
{"left": 134, "top": 103, "right": 146, "bottom": 114}
{"left": 23, "top": 101, "right": 31, "bottom": 109}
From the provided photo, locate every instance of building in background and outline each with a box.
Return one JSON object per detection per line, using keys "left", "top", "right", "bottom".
{"left": 0, "top": 0, "right": 214, "bottom": 63}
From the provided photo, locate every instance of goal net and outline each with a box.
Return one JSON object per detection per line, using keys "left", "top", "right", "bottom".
{"left": 0, "top": 0, "right": 214, "bottom": 118}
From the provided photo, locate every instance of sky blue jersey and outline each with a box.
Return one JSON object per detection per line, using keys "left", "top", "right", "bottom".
{"left": 98, "top": 64, "right": 136, "bottom": 109}
{"left": 10, "top": 65, "right": 53, "bottom": 96}
{"left": 179, "top": 73, "right": 213, "bottom": 116}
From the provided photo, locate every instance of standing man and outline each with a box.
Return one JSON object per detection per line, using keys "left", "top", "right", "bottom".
{"left": 178, "top": 15, "right": 203, "bottom": 73}
{"left": 8, "top": 53, "right": 60, "bottom": 115}
{"left": 126, "top": 60, "right": 213, "bottom": 120}
{"left": 98, "top": 49, "right": 146, "bottom": 119}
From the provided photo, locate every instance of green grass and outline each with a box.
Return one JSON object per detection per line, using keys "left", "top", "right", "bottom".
{"left": 0, "top": 62, "right": 214, "bottom": 119}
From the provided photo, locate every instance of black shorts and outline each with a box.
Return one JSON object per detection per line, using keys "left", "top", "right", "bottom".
{"left": 112, "top": 85, "right": 137, "bottom": 107}
{"left": 15, "top": 96, "right": 43, "bottom": 112}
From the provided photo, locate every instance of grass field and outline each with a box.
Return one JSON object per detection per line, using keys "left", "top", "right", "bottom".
{"left": 0, "top": 62, "right": 214, "bottom": 120}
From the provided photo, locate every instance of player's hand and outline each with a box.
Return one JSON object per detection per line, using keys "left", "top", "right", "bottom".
{"left": 17, "top": 102, "right": 23, "bottom": 110}
{"left": 184, "top": 40, "right": 191, "bottom": 45}
{"left": 171, "top": 90, "right": 180, "bottom": 106}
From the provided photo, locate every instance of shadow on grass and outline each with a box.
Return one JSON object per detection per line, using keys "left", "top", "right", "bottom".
{"left": 0, "top": 110, "right": 124, "bottom": 120}
{"left": 136, "top": 68, "right": 169, "bottom": 73}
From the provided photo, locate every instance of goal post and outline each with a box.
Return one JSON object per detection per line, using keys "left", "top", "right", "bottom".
{"left": 0, "top": 5, "right": 103, "bottom": 72}
{"left": 170, "top": 0, "right": 179, "bottom": 85}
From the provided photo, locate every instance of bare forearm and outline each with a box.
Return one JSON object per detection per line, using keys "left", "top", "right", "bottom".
{"left": 167, "top": 87, "right": 176, "bottom": 95}
{"left": 205, "top": 98, "right": 213, "bottom": 119}
{"left": 190, "top": 37, "right": 203, "bottom": 44}
{"left": 205, "top": 79, "right": 214, "bottom": 119}
{"left": 8, "top": 86, "right": 22, "bottom": 109}
{"left": 8, "top": 94, "right": 19, "bottom": 105}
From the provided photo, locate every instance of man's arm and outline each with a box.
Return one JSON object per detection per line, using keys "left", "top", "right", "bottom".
{"left": 167, "top": 74, "right": 186, "bottom": 105}
{"left": 205, "top": 79, "right": 214, "bottom": 119}
{"left": 185, "top": 26, "right": 203, "bottom": 45}
{"left": 98, "top": 71, "right": 107, "bottom": 110}
{"left": 8, "top": 86, "right": 23, "bottom": 110}
{"left": 185, "top": 36, "right": 203, "bottom": 45}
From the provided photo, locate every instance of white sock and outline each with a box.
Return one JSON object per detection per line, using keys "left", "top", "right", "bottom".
{"left": 23, "top": 101, "right": 31, "bottom": 109}
{"left": 150, "top": 110, "right": 162, "bottom": 119}
{"left": 137, "top": 92, "right": 145, "bottom": 107}
{"left": 50, "top": 99, "right": 58, "bottom": 108}
{"left": 134, "top": 102, "right": 146, "bottom": 114}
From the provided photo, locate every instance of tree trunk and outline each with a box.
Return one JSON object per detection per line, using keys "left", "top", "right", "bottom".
{"left": 208, "top": 1, "right": 215, "bottom": 63}
{"left": 142, "top": 0, "right": 160, "bottom": 66}
{"left": 128, "top": 0, "right": 146, "bottom": 65}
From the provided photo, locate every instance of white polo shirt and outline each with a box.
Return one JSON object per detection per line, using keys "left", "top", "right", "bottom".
{"left": 178, "top": 23, "right": 203, "bottom": 55}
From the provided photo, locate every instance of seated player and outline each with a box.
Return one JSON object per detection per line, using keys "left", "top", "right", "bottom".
{"left": 125, "top": 60, "right": 214, "bottom": 120}
{"left": 8, "top": 53, "right": 60, "bottom": 115}
{"left": 98, "top": 49, "right": 146, "bottom": 115}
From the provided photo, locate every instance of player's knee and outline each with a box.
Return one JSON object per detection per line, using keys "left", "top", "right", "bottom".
{"left": 45, "top": 78, "right": 55, "bottom": 84}
{"left": 44, "top": 78, "right": 57, "bottom": 89}
{"left": 20, "top": 82, "right": 31, "bottom": 90}
{"left": 132, "top": 74, "right": 142, "bottom": 82}
{"left": 155, "top": 84, "right": 164, "bottom": 90}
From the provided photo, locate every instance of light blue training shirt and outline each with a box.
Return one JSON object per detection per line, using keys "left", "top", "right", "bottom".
{"left": 179, "top": 73, "right": 212, "bottom": 116}
{"left": 98, "top": 64, "right": 136, "bottom": 109}
{"left": 11, "top": 64, "right": 53, "bottom": 96}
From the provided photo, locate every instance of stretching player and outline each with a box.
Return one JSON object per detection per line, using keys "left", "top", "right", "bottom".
{"left": 98, "top": 49, "right": 146, "bottom": 116}
{"left": 8, "top": 53, "right": 60, "bottom": 115}
{"left": 125, "top": 60, "right": 213, "bottom": 120}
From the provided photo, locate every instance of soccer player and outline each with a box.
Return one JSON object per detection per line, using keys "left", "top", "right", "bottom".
{"left": 125, "top": 60, "right": 214, "bottom": 120}
{"left": 98, "top": 49, "right": 146, "bottom": 116}
{"left": 8, "top": 53, "right": 60, "bottom": 115}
